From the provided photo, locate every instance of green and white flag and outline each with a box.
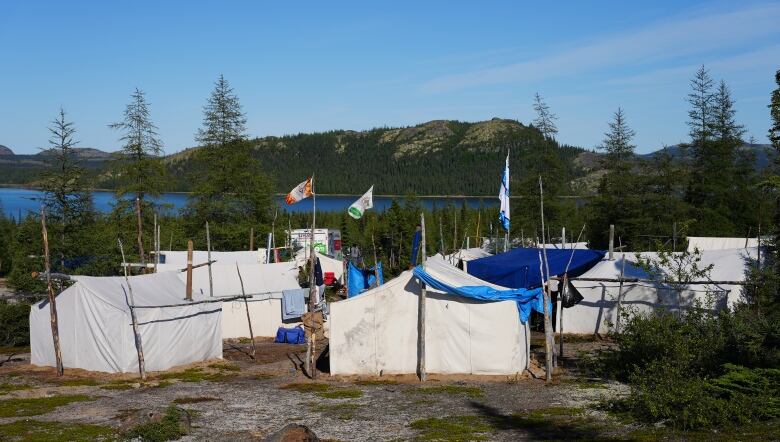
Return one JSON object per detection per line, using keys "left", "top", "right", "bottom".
{"left": 348, "top": 185, "right": 374, "bottom": 219}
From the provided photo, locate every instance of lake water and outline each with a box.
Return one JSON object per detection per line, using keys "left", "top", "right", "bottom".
{"left": 0, "top": 187, "right": 498, "bottom": 219}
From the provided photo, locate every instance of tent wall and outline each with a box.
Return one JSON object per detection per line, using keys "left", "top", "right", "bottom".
{"left": 330, "top": 272, "right": 527, "bottom": 376}
{"left": 686, "top": 237, "right": 759, "bottom": 252}
{"left": 564, "top": 249, "right": 756, "bottom": 334}
{"left": 30, "top": 273, "right": 222, "bottom": 374}
{"left": 221, "top": 298, "right": 296, "bottom": 339}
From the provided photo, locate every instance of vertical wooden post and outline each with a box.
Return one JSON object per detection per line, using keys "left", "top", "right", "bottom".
{"left": 186, "top": 239, "right": 193, "bottom": 301}
{"left": 306, "top": 177, "right": 318, "bottom": 379}
{"left": 249, "top": 227, "right": 254, "bottom": 251}
{"left": 439, "top": 218, "right": 444, "bottom": 255}
{"left": 538, "top": 177, "right": 555, "bottom": 382}
{"left": 615, "top": 255, "right": 627, "bottom": 334}
{"left": 608, "top": 224, "right": 615, "bottom": 260}
{"left": 135, "top": 197, "right": 145, "bottom": 267}
{"left": 476, "top": 210, "right": 481, "bottom": 249}
{"left": 41, "top": 208, "right": 64, "bottom": 376}
{"left": 206, "top": 222, "right": 213, "bottom": 297}
{"left": 156, "top": 222, "right": 161, "bottom": 273}
{"left": 559, "top": 226, "right": 566, "bottom": 359}
{"left": 152, "top": 214, "right": 157, "bottom": 273}
{"left": 672, "top": 222, "right": 678, "bottom": 253}
{"left": 417, "top": 212, "right": 427, "bottom": 382}
{"left": 372, "top": 233, "right": 381, "bottom": 288}
{"left": 236, "top": 264, "right": 256, "bottom": 358}
{"left": 118, "top": 239, "right": 146, "bottom": 380}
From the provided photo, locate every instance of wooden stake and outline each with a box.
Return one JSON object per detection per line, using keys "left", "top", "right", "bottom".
{"left": 608, "top": 224, "right": 615, "bottom": 261}
{"left": 615, "top": 249, "right": 627, "bottom": 334}
{"left": 186, "top": 239, "right": 193, "bottom": 301}
{"left": 249, "top": 227, "right": 254, "bottom": 251}
{"left": 135, "top": 197, "right": 145, "bottom": 267}
{"left": 538, "top": 176, "right": 555, "bottom": 383}
{"left": 306, "top": 176, "right": 318, "bottom": 379}
{"left": 417, "top": 212, "right": 427, "bottom": 382}
{"left": 372, "top": 233, "right": 381, "bottom": 288}
{"left": 41, "top": 208, "right": 63, "bottom": 376}
{"left": 476, "top": 210, "right": 481, "bottom": 248}
{"left": 155, "top": 222, "right": 161, "bottom": 273}
{"left": 153, "top": 214, "right": 157, "bottom": 273}
{"left": 206, "top": 222, "right": 213, "bottom": 297}
{"left": 236, "top": 264, "right": 256, "bottom": 358}
{"left": 118, "top": 239, "right": 146, "bottom": 380}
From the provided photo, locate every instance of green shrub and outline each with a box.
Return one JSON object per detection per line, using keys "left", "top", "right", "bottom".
{"left": 0, "top": 300, "right": 31, "bottom": 347}
{"left": 124, "top": 405, "right": 189, "bottom": 441}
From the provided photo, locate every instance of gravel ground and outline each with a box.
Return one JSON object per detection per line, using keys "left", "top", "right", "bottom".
{"left": 0, "top": 336, "right": 629, "bottom": 441}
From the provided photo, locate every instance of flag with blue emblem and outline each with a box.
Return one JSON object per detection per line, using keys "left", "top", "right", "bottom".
{"left": 498, "top": 153, "right": 510, "bottom": 231}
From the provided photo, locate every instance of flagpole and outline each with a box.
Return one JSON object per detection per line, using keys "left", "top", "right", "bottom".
{"left": 306, "top": 174, "right": 317, "bottom": 378}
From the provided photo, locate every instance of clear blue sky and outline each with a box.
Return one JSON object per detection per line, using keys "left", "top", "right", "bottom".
{"left": 1, "top": 0, "right": 778, "bottom": 155}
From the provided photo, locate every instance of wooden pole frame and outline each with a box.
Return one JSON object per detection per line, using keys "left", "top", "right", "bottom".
{"left": 538, "top": 176, "right": 555, "bottom": 382}
{"left": 41, "top": 207, "right": 64, "bottom": 376}
{"left": 186, "top": 239, "right": 193, "bottom": 301}
{"left": 118, "top": 239, "right": 146, "bottom": 380}
{"left": 206, "top": 222, "right": 213, "bottom": 297}
{"left": 236, "top": 264, "right": 256, "bottom": 358}
{"left": 306, "top": 175, "right": 318, "bottom": 379}
{"left": 135, "top": 197, "right": 145, "bottom": 267}
{"left": 417, "top": 212, "right": 427, "bottom": 382}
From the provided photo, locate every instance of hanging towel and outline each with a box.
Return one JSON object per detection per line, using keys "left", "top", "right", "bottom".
{"left": 282, "top": 288, "right": 307, "bottom": 320}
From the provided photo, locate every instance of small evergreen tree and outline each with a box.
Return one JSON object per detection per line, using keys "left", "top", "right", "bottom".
{"left": 109, "top": 88, "right": 164, "bottom": 263}
{"left": 39, "top": 108, "right": 95, "bottom": 270}
{"left": 196, "top": 74, "right": 247, "bottom": 147}
{"left": 532, "top": 92, "right": 558, "bottom": 140}
{"left": 687, "top": 65, "right": 715, "bottom": 145}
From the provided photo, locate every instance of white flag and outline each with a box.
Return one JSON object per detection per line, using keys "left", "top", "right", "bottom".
{"left": 499, "top": 154, "right": 510, "bottom": 231}
{"left": 348, "top": 186, "right": 374, "bottom": 219}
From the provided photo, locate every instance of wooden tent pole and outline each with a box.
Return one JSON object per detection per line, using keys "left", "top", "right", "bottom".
{"left": 186, "top": 240, "right": 193, "bottom": 300}
{"left": 615, "top": 243, "right": 627, "bottom": 334}
{"left": 417, "top": 213, "right": 427, "bottom": 382}
{"left": 372, "top": 232, "right": 381, "bottom": 288}
{"left": 538, "top": 176, "right": 555, "bottom": 382}
{"left": 41, "top": 208, "right": 64, "bottom": 376}
{"left": 206, "top": 222, "right": 213, "bottom": 297}
{"left": 306, "top": 175, "right": 318, "bottom": 379}
{"left": 153, "top": 214, "right": 158, "bottom": 273}
{"left": 118, "top": 239, "right": 146, "bottom": 380}
{"left": 135, "top": 197, "right": 145, "bottom": 267}
{"left": 236, "top": 264, "right": 256, "bottom": 358}
{"left": 249, "top": 227, "right": 254, "bottom": 251}
{"left": 608, "top": 224, "right": 615, "bottom": 260}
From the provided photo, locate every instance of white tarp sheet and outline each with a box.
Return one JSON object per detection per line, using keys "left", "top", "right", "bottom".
{"left": 565, "top": 248, "right": 758, "bottom": 334}
{"left": 445, "top": 248, "right": 492, "bottom": 271}
{"left": 158, "top": 262, "right": 302, "bottom": 338}
{"left": 687, "top": 237, "right": 759, "bottom": 252}
{"left": 30, "top": 272, "right": 222, "bottom": 373}
{"left": 159, "top": 249, "right": 267, "bottom": 267}
{"left": 330, "top": 256, "right": 529, "bottom": 376}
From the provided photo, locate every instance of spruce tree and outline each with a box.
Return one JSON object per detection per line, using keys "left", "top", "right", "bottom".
{"left": 40, "top": 108, "right": 95, "bottom": 270}
{"left": 109, "top": 88, "right": 164, "bottom": 263}
{"left": 532, "top": 92, "right": 558, "bottom": 140}
{"left": 600, "top": 108, "right": 636, "bottom": 169}
{"left": 196, "top": 74, "right": 247, "bottom": 147}
{"left": 687, "top": 65, "right": 714, "bottom": 145}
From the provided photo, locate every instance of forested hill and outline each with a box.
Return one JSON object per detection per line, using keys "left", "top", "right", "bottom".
{"left": 164, "top": 118, "right": 587, "bottom": 195}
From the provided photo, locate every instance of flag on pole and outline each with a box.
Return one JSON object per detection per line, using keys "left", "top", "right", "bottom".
{"left": 285, "top": 177, "right": 313, "bottom": 205}
{"left": 348, "top": 185, "right": 374, "bottom": 219}
{"left": 498, "top": 154, "right": 510, "bottom": 231}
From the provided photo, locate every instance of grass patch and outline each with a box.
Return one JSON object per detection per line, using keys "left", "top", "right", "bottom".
{"left": 57, "top": 378, "right": 101, "bottom": 387}
{"left": 561, "top": 378, "right": 608, "bottom": 389}
{"left": 410, "top": 415, "right": 491, "bottom": 441}
{"left": 280, "top": 382, "right": 331, "bottom": 393}
{"left": 0, "top": 382, "right": 32, "bottom": 394}
{"left": 627, "top": 418, "right": 780, "bottom": 441}
{"left": 0, "top": 346, "right": 30, "bottom": 355}
{"left": 317, "top": 388, "right": 363, "bottom": 399}
{"left": 155, "top": 380, "right": 173, "bottom": 388}
{"left": 0, "top": 419, "right": 116, "bottom": 441}
{"left": 407, "top": 384, "right": 484, "bottom": 398}
{"left": 354, "top": 379, "right": 398, "bottom": 386}
{"left": 0, "top": 395, "right": 93, "bottom": 417}
{"left": 173, "top": 396, "right": 222, "bottom": 404}
{"left": 156, "top": 367, "right": 235, "bottom": 383}
{"left": 254, "top": 373, "right": 276, "bottom": 380}
{"left": 208, "top": 362, "right": 241, "bottom": 372}
{"left": 311, "top": 402, "right": 360, "bottom": 420}
{"left": 124, "top": 405, "right": 189, "bottom": 442}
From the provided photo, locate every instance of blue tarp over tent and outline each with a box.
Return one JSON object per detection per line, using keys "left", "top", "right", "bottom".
{"left": 412, "top": 265, "right": 546, "bottom": 324}
{"left": 347, "top": 261, "right": 384, "bottom": 298}
{"left": 466, "top": 248, "right": 606, "bottom": 289}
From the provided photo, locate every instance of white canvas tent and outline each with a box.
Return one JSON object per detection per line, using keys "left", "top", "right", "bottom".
{"left": 564, "top": 247, "right": 758, "bottom": 334}
{"left": 294, "top": 249, "right": 345, "bottom": 284}
{"left": 329, "top": 256, "right": 530, "bottom": 376}
{"left": 157, "top": 262, "right": 302, "bottom": 338}
{"left": 444, "top": 248, "right": 492, "bottom": 271}
{"left": 30, "top": 272, "right": 222, "bottom": 373}
{"left": 686, "top": 236, "right": 759, "bottom": 252}
{"left": 159, "top": 249, "right": 267, "bottom": 266}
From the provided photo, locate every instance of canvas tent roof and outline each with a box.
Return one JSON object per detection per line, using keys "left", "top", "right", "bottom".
{"left": 445, "top": 248, "right": 492, "bottom": 263}
{"left": 564, "top": 248, "right": 758, "bottom": 334}
{"left": 159, "top": 250, "right": 267, "bottom": 266}
{"left": 467, "top": 247, "right": 606, "bottom": 289}
{"left": 686, "top": 236, "right": 759, "bottom": 252}
{"left": 157, "top": 262, "right": 302, "bottom": 338}
{"left": 329, "top": 256, "right": 531, "bottom": 376}
{"left": 294, "top": 249, "right": 344, "bottom": 284}
{"left": 30, "top": 272, "right": 222, "bottom": 373}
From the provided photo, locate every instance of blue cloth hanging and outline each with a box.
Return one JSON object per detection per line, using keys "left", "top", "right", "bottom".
{"left": 347, "top": 261, "right": 384, "bottom": 298}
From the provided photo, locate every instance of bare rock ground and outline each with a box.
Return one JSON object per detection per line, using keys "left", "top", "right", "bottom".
{"left": 0, "top": 336, "right": 628, "bottom": 441}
